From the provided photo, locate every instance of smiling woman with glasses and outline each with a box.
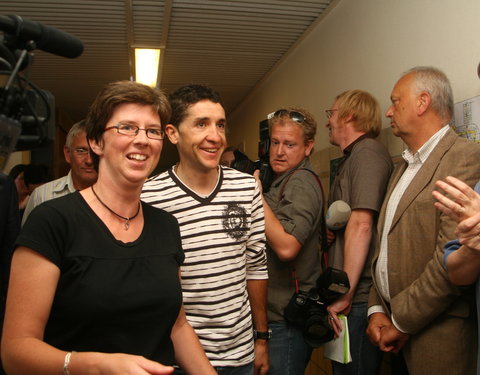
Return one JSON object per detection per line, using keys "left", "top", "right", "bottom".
{"left": 2, "top": 80, "right": 215, "bottom": 375}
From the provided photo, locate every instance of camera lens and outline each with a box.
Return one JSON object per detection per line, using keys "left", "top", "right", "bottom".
{"left": 304, "top": 315, "right": 334, "bottom": 347}
{"left": 306, "top": 322, "right": 330, "bottom": 338}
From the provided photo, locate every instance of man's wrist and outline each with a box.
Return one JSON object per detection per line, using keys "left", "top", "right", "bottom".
{"left": 367, "top": 304, "right": 386, "bottom": 318}
{"left": 253, "top": 328, "right": 272, "bottom": 341}
{"left": 391, "top": 314, "right": 409, "bottom": 334}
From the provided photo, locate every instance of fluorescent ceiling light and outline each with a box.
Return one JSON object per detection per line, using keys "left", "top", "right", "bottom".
{"left": 135, "top": 48, "right": 160, "bottom": 87}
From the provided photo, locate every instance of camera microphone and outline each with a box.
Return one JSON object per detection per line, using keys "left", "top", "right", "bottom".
{"left": 0, "top": 15, "right": 84, "bottom": 58}
{"left": 326, "top": 200, "right": 351, "bottom": 230}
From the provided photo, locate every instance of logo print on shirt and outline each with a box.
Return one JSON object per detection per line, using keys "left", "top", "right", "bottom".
{"left": 222, "top": 202, "right": 248, "bottom": 241}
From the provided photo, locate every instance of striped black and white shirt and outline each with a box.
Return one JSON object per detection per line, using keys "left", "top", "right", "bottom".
{"left": 141, "top": 166, "right": 268, "bottom": 367}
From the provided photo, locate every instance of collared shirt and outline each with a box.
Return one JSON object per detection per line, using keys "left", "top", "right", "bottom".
{"left": 343, "top": 133, "right": 370, "bottom": 155}
{"left": 328, "top": 135, "right": 393, "bottom": 304}
{"left": 264, "top": 158, "right": 324, "bottom": 322}
{"left": 369, "top": 125, "right": 450, "bottom": 325}
{"left": 329, "top": 134, "right": 370, "bottom": 180}
{"left": 22, "top": 171, "right": 76, "bottom": 225}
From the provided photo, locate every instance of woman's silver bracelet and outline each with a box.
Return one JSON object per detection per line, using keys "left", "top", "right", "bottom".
{"left": 63, "top": 351, "right": 76, "bottom": 375}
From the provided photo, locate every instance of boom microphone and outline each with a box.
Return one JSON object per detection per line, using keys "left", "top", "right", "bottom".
{"left": 0, "top": 15, "right": 83, "bottom": 58}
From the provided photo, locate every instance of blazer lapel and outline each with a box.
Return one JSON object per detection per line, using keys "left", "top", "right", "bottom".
{"left": 377, "top": 161, "right": 407, "bottom": 236}
{"left": 389, "top": 129, "right": 457, "bottom": 231}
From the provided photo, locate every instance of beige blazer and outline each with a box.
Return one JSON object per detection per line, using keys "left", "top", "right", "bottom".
{"left": 369, "top": 129, "right": 480, "bottom": 374}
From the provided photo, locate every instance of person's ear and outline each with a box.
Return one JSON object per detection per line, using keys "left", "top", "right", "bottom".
{"left": 305, "top": 139, "right": 314, "bottom": 157}
{"left": 88, "top": 138, "right": 104, "bottom": 157}
{"left": 63, "top": 145, "right": 72, "bottom": 164}
{"left": 343, "top": 112, "right": 354, "bottom": 123}
{"left": 165, "top": 124, "right": 179, "bottom": 144}
{"left": 417, "top": 92, "right": 431, "bottom": 115}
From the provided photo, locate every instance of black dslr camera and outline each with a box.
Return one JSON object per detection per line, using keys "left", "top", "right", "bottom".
{"left": 284, "top": 267, "right": 350, "bottom": 347}
{"left": 231, "top": 119, "right": 274, "bottom": 192}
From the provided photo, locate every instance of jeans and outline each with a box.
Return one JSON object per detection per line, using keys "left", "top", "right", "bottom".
{"left": 173, "top": 362, "right": 253, "bottom": 375}
{"left": 332, "top": 302, "right": 383, "bottom": 375}
{"left": 268, "top": 322, "right": 312, "bottom": 375}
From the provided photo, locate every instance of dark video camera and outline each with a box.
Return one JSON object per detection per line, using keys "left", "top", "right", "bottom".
{"left": 231, "top": 119, "right": 274, "bottom": 192}
{"left": 284, "top": 267, "right": 350, "bottom": 347}
{"left": 0, "top": 14, "right": 83, "bottom": 170}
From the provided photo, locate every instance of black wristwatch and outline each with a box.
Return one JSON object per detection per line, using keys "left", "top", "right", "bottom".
{"left": 253, "top": 329, "right": 272, "bottom": 341}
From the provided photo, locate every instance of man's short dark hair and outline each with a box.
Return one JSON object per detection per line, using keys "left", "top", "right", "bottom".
{"left": 169, "top": 84, "right": 225, "bottom": 127}
{"left": 8, "top": 164, "right": 26, "bottom": 180}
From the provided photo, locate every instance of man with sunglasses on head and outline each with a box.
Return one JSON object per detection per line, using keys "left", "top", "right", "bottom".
{"left": 142, "top": 84, "right": 269, "bottom": 375}
{"left": 254, "top": 107, "right": 324, "bottom": 375}
{"left": 325, "top": 90, "right": 393, "bottom": 375}
{"left": 22, "top": 120, "right": 97, "bottom": 224}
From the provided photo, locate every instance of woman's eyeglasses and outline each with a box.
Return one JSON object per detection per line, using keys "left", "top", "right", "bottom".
{"left": 104, "top": 123, "right": 165, "bottom": 140}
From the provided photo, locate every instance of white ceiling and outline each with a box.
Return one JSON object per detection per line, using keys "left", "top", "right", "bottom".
{"left": 0, "top": 0, "right": 333, "bottom": 122}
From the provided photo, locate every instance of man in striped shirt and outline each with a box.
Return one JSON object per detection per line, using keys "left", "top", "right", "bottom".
{"left": 21, "top": 120, "right": 97, "bottom": 224}
{"left": 142, "top": 84, "right": 269, "bottom": 375}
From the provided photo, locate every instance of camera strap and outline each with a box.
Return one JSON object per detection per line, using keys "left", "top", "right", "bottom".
{"left": 278, "top": 167, "right": 329, "bottom": 290}
{"left": 291, "top": 266, "right": 300, "bottom": 294}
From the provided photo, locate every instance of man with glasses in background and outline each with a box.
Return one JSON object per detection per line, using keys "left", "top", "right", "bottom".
{"left": 22, "top": 120, "right": 97, "bottom": 224}
{"left": 254, "top": 107, "right": 324, "bottom": 375}
{"left": 325, "top": 90, "right": 393, "bottom": 375}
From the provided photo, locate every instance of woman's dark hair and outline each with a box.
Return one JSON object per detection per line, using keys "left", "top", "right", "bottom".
{"left": 85, "top": 80, "right": 171, "bottom": 170}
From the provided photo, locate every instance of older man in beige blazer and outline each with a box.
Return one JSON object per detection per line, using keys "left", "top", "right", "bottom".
{"left": 367, "top": 66, "right": 480, "bottom": 375}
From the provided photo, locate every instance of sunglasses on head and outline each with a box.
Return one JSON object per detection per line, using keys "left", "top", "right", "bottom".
{"left": 267, "top": 109, "right": 306, "bottom": 124}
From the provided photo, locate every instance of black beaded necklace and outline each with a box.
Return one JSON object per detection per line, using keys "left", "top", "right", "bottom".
{"left": 91, "top": 186, "right": 141, "bottom": 230}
